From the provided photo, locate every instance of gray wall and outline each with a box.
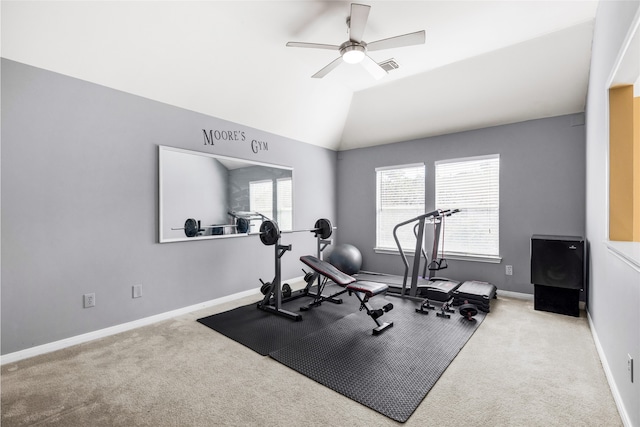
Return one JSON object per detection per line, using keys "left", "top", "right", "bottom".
{"left": 1, "top": 59, "right": 337, "bottom": 355}
{"left": 336, "top": 114, "right": 586, "bottom": 295}
{"left": 585, "top": 1, "right": 640, "bottom": 425}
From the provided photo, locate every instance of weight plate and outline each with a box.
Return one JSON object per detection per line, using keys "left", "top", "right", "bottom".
{"left": 314, "top": 218, "right": 332, "bottom": 239}
{"left": 184, "top": 218, "right": 199, "bottom": 237}
{"left": 259, "top": 220, "right": 280, "bottom": 246}
{"left": 260, "top": 282, "right": 272, "bottom": 295}
{"left": 236, "top": 217, "right": 249, "bottom": 234}
{"left": 282, "top": 283, "right": 292, "bottom": 298}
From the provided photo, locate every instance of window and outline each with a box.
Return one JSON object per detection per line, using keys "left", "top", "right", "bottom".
{"left": 276, "top": 177, "right": 292, "bottom": 231}
{"left": 435, "top": 155, "right": 500, "bottom": 259}
{"left": 249, "top": 180, "right": 273, "bottom": 229}
{"left": 249, "top": 178, "right": 292, "bottom": 231}
{"left": 376, "top": 164, "right": 425, "bottom": 250}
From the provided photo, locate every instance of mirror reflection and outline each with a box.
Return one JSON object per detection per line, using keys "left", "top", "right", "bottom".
{"left": 159, "top": 146, "right": 293, "bottom": 242}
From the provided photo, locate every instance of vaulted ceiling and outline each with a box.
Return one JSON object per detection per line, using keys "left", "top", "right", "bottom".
{"left": 1, "top": 1, "right": 598, "bottom": 151}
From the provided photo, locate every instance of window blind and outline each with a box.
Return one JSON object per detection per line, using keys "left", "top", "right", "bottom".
{"left": 435, "top": 155, "right": 500, "bottom": 258}
{"left": 376, "top": 164, "right": 425, "bottom": 250}
{"left": 250, "top": 180, "right": 274, "bottom": 230}
{"left": 276, "top": 177, "right": 292, "bottom": 231}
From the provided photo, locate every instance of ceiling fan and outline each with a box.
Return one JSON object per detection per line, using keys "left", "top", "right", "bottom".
{"left": 286, "top": 3, "right": 425, "bottom": 80}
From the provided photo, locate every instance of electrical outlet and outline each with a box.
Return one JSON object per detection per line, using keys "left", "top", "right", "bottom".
{"left": 505, "top": 265, "right": 513, "bottom": 276}
{"left": 628, "top": 354, "right": 634, "bottom": 383}
{"left": 132, "top": 284, "right": 142, "bottom": 298}
{"left": 83, "top": 293, "right": 95, "bottom": 308}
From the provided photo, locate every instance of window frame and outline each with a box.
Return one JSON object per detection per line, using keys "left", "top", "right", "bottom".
{"left": 375, "top": 163, "right": 426, "bottom": 253}
{"left": 434, "top": 154, "right": 501, "bottom": 262}
{"left": 276, "top": 177, "right": 293, "bottom": 231}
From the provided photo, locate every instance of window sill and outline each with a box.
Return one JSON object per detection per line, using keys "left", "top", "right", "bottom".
{"left": 374, "top": 248, "right": 502, "bottom": 263}
{"left": 442, "top": 253, "right": 502, "bottom": 263}
{"left": 606, "top": 240, "right": 640, "bottom": 272}
{"left": 374, "top": 247, "right": 416, "bottom": 256}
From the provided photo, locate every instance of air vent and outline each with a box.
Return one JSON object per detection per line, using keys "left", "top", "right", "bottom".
{"left": 378, "top": 59, "right": 399, "bottom": 72}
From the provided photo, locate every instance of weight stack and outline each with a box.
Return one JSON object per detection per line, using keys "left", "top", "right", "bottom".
{"left": 452, "top": 281, "right": 497, "bottom": 312}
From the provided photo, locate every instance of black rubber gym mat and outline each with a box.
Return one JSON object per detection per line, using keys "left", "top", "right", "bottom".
{"left": 197, "top": 285, "right": 359, "bottom": 356}
{"left": 269, "top": 296, "right": 485, "bottom": 423}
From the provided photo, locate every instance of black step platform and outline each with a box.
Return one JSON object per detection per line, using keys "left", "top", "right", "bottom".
{"left": 424, "top": 280, "right": 461, "bottom": 302}
{"left": 452, "top": 280, "right": 497, "bottom": 312}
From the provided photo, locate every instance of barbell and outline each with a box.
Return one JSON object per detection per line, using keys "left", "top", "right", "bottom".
{"left": 258, "top": 218, "right": 334, "bottom": 246}
{"left": 174, "top": 217, "right": 334, "bottom": 244}
{"left": 173, "top": 217, "right": 250, "bottom": 237}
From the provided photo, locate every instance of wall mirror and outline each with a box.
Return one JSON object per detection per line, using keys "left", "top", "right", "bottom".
{"left": 159, "top": 145, "right": 293, "bottom": 243}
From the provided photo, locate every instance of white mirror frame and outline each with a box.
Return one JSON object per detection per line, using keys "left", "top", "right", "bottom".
{"left": 158, "top": 145, "right": 293, "bottom": 243}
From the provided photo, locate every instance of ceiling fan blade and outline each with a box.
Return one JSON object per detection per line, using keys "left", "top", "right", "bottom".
{"left": 361, "top": 55, "right": 387, "bottom": 80}
{"left": 348, "top": 3, "right": 371, "bottom": 43}
{"left": 366, "top": 30, "right": 426, "bottom": 52}
{"left": 286, "top": 41, "right": 340, "bottom": 51}
{"left": 312, "top": 57, "right": 344, "bottom": 78}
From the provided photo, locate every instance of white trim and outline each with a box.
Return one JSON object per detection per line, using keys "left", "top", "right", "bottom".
{"left": 606, "top": 241, "right": 640, "bottom": 272}
{"left": 435, "top": 153, "right": 499, "bottom": 166}
{"left": 158, "top": 144, "right": 293, "bottom": 243}
{"left": 587, "top": 311, "right": 633, "bottom": 427}
{"left": 441, "top": 253, "right": 502, "bottom": 263}
{"left": 497, "top": 289, "right": 585, "bottom": 310}
{"left": 496, "top": 289, "right": 533, "bottom": 300}
{"left": 605, "top": 6, "right": 640, "bottom": 88}
{"left": 374, "top": 247, "right": 502, "bottom": 264}
{"left": 493, "top": 289, "right": 591, "bottom": 311}
{"left": 604, "top": 7, "right": 640, "bottom": 241}
{"left": 374, "top": 247, "right": 416, "bottom": 256}
{"left": 374, "top": 162, "right": 424, "bottom": 172}
{"left": 0, "top": 286, "right": 266, "bottom": 365}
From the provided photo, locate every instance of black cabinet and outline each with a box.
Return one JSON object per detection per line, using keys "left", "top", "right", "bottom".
{"left": 531, "top": 235, "right": 585, "bottom": 317}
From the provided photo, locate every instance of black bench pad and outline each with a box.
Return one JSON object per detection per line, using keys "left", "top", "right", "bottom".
{"left": 346, "top": 281, "right": 389, "bottom": 298}
{"left": 300, "top": 255, "right": 356, "bottom": 286}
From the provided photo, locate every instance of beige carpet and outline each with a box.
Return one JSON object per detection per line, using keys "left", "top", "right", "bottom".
{"left": 1, "top": 289, "right": 622, "bottom": 426}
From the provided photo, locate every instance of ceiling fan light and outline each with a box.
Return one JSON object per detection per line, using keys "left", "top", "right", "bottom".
{"left": 341, "top": 45, "right": 365, "bottom": 64}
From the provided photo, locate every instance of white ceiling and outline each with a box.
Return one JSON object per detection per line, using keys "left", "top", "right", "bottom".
{"left": 1, "top": 1, "right": 598, "bottom": 151}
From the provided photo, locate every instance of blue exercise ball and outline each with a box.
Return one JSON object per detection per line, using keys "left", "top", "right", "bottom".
{"left": 329, "top": 244, "right": 362, "bottom": 275}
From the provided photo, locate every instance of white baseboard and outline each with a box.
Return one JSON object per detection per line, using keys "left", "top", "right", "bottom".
{"left": 1, "top": 286, "right": 262, "bottom": 366}
{"left": 496, "top": 289, "right": 534, "bottom": 300}
{"left": 587, "top": 311, "right": 632, "bottom": 427}
{"left": 497, "top": 289, "right": 587, "bottom": 311}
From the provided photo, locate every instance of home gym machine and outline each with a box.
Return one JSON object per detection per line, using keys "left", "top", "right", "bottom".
{"left": 392, "top": 208, "right": 495, "bottom": 319}
{"left": 388, "top": 208, "right": 460, "bottom": 297}
{"left": 387, "top": 208, "right": 470, "bottom": 318}
{"left": 255, "top": 218, "right": 335, "bottom": 320}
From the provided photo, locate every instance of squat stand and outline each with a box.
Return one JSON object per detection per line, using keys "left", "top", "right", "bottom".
{"left": 257, "top": 242, "right": 301, "bottom": 321}
{"left": 256, "top": 218, "right": 337, "bottom": 321}
{"left": 257, "top": 230, "right": 302, "bottom": 321}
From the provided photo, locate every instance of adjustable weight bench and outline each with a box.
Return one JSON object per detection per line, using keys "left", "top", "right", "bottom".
{"left": 300, "top": 255, "right": 394, "bottom": 335}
